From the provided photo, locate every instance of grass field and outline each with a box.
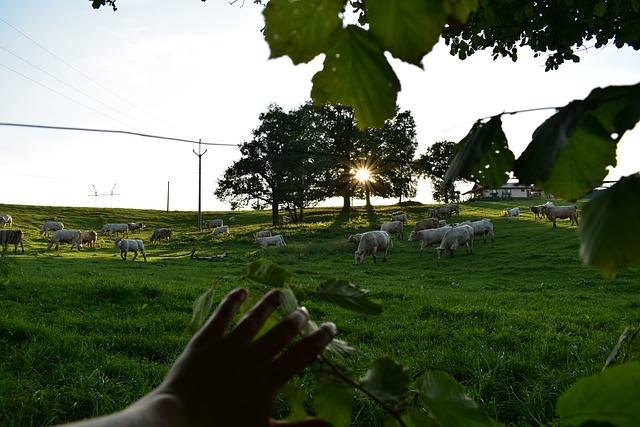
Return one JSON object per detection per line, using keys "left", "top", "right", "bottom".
{"left": 1, "top": 200, "right": 639, "bottom": 426}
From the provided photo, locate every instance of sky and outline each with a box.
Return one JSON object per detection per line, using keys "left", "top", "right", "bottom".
{"left": 1, "top": 1, "right": 639, "bottom": 213}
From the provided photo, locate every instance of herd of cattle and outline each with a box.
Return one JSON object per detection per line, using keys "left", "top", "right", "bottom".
{"left": 0, "top": 201, "right": 578, "bottom": 264}
{"left": 347, "top": 201, "right": 579, "bottom": 265}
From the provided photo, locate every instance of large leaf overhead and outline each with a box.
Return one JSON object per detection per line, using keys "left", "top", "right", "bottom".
{"left": 514, "top": 83, "right": 640, "bottom": 201}
{"left": 444, "top": 116, "right": 515, "bottom": 189}
{"left": 579, "top": 174, "right": 640, "bottom": 278}
{"left": 366, "top": 0, "right": 447, "bottom": 66}
{"left": 263, "top": 0, "right": 343, "bottom": 65}
{"left": 311, "top": 25, "right": 401, "bottom": 129}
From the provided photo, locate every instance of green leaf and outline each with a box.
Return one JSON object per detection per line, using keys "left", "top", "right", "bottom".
{"left": 314, "top": 278, "right": 383, "bottom": 315}
{"left": 278, "top": 286, "right": 299, "bottom": 316}
{"left": 185, "top": 287, "right": 215, "bottom": 333}
{"left": 515, "top": 84, "right": 640, "bottom": 201}
{"left": 535, "top": 114, "right": 616, "bottom": 200}
{"left": 444, "top": 116, "right": 515, "bottom": 189}
{"left": 281, "top": 382, "right": 309, "bottom": 421}
{"left": 557, "top": 363, "right": 640, "bottom": 427}
{"left": 359, "top": 356, "right": 411, "bottom": 405}
{"left": 327, "top": 337, "right": 358, "bottom": 359}
{"left": 314, "top": 374, "right": 353, "bottom": 427}
{"left": 311, "top": 25, "right": 401, "bottom": 129}
{"left": 367, "top": 0, "right": 446, "bottom": 66}
{"left": 242, "top": 259, "right": 293, "bottom": 287}
{"left": 593, "top": 2, "right": 607, "bottom": 17}
{"left": 263, "top": 0, "right": 343, "bottom": 64}
{"left": 419, "top": 371, "right": 497, "bottom": 427}
{"left": 579, "top": 174, "right": 640, "bottom": 277}
{"left": 514, "top": 100, "right": 589, "bottom": 188}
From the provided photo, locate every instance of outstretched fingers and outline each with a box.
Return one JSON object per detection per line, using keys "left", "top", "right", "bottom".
{"left": 192, "top": 288, "right": 248, "bottom": 345}
{"left": 226, "top": 289, "right": 282, "bottom": 345}
{"left": 269, "top": 322, "right": 337, "bottom": 389}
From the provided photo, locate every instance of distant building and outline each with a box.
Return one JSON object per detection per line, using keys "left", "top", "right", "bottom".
{"left": 465, "top": 182, "right": 546, "bottom": 199}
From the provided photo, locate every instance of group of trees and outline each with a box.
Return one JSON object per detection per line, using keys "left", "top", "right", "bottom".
{"left": 215, "top": 103, "right": 424, "bottom": 225}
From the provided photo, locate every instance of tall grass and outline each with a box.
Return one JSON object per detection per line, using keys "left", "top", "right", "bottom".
{"left": 1, "top": 201, "right": 639, "bottom": 426}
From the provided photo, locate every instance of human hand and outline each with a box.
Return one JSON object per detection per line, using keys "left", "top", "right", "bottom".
{"left": 133, "top": 287, "right": 337, "bottom": 427}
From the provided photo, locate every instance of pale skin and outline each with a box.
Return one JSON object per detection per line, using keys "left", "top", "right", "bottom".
{"left": 59, "top": 288, "right": 337, "bottom": 427}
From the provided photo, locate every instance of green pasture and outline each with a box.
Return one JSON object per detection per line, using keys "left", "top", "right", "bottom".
{"left": 1, "top": 200, "right": 639, "bottom": 426}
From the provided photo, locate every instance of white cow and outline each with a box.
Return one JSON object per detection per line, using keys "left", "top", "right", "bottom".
{"left": 355, "top": 230, "right": 392, "bottom": 265}
{"left": 0, "top": 214, "right": 12, "bottom": 228}
{"left": 114, "top": 238, "right": 147, "bottom": 261}
{"left": 468, "top": 218, "right": 495, "bottom": 243}
{"left": 346, "top": 233, "right": 364, "bottom": 244}
{"left": 438, "top": 225, "right": 474, "bottom": 259}
{"left": 40, "top": 221, "right": 64, "bottom": 236}
{"left": 505, "top": 207, "right": 520, "bottom": 221}
{"left": 108, "top": 223, "right": 130, "bottom": 237}
{"left": 100, "top": 223, "right": 114, "bottom": 236}
{"left": 47, "top": 229, "right": 82, "bottom": 250}
{"left": 212, "top": 225, "right": 229, "bottom": 237}
{"left": 380, "top": 220, "right": 404, "bottom": 240}
{"left": 545, "top": 205, "right": 579, "bottom": 227}
{"left": 254, "top": 234, "right": 286, "bottom": 248}
{"left": 255, "top": 230, "right": 272, "bottom": 238}
{"left": 204, "top": 219, "right": 223, "bottom": 229}
{"left": 127, "top": 222, "right": 145, "bottom": 233}
{"left": 408, "top": 225, "right": 453, "bottom": 256}
{"left": 392, "top": 213, "right": 408, "bottom": 224}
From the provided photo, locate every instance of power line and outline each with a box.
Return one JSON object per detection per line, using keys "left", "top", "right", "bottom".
{"left": 0, "top": 43, "right": 159, "bottom": 132}
{"left": 0, "top": 16, "right": 175, "bottom": 131}
{"left": 0, "top": 63, "right": 144, "bottom": 131}
{"left": 0, "top": 121, "right": 239, "bottom": 147}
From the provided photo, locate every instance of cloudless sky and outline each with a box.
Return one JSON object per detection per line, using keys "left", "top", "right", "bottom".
{"left": 1, "top": 1, "right": 639, "bottom": 213}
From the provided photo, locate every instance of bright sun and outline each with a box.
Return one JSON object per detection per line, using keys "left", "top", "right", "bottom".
{"left": 355, "top": 168, "right": 371, "bottom": 183}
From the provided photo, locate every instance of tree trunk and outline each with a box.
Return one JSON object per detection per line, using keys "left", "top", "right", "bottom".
{"left": 341, "top": 192, "right": 351, "bottom": 213}
{"left": 365, "top": 186, "right": 372, "bottom": 208}
{"left": 271, "top": 202, "right": 280, "bottom": 226}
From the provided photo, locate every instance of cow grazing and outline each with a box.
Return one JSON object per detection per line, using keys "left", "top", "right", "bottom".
{"left": 468, "top": 218, "right": 495, "bottom": 243}
{"left": 128, "top": 222, "right": 145, "bottom": 233}
{"left": 0, "top": 229, "right": 24, "bottom": 253}
{"left": 392, "top": 212, "right": 408, "bottom": 224}
{"left": 150, "top": 228, "right": 172, "bottom": 243}
{"left": 346, "top": 233, "right": 364, "bottom": 245}
{"left": 413, "top": 218, "right": 441, "bottom": 232}
{"left": 254, "top": 234, "right": 286, "bottom": 248}
{"left": 408, "top": 225, "right": 452, "bottom": 256}
{"left": 40, "top": 221, "right": 64, "bottom": 236}
{"left": 204, "top": 219, "right": 223, "bottom": 229}
{"left": 47, "top": 229, "right": 82, "bottom": 250}
{"left": 255, "top": 230, "right": 272, "bottom": 239}
{"left": 81, "top": 230, "right": 97, "bottom": 249}
{"left": 212, "top": 225, "right": 229, "bottom": 237}
{"left": 108, "top": 223, "right": 129, "bottom": 238}
{"left": 546, "top": 205, "right": 579, "bottom": 227}
{"left": 438, "top": 225, "right": 474, "bottom": 259}
{"left": 114, "top": 238, "right": 147, "bottom": 261}
{"left": 380, "top": 220, "right": 404, "bottom": 240}
{"left": 355, "top": 230, "right": 392, "bottom": 265}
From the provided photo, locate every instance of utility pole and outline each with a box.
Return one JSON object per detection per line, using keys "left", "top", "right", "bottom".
{"left": 193, "top": 139, "right": 207, "bottom": 231}
{"left": 166, "top": 181, "right": 170, "bottom": 213}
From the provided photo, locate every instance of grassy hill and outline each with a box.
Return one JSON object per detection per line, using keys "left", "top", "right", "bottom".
{"left": 1, "top": 201, "right": 639, "bottom": 426}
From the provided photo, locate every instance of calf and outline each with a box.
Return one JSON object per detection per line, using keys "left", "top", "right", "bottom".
{"left": 380, "top": 220, "right": 404, "bottom": 240}
{"left": 505, "top": 207, "right": 520, "bottom": 221}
